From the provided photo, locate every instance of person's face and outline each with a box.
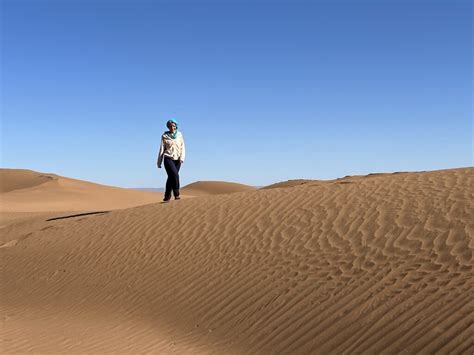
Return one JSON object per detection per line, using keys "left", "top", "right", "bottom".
{"left": 169, "top": 123, "right": 177, "bottom": 132}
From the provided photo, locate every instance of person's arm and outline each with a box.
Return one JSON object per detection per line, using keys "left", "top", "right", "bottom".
{"left": 157, "top": 136, "right": 164, "bottom": 168}
{"left": 180, "top": 135, "right": 185, "bottom": 163}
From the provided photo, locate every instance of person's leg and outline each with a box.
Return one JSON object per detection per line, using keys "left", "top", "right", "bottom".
{"left": 163, "top": 157, "right": 174, "bottom": 201}
{"left": 172, "top": 160, "right": 182, "bottom": 198}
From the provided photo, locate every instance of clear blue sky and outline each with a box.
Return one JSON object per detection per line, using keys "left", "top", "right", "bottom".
{"left": 1, "top": 0, "right": 472, "bottom": 188}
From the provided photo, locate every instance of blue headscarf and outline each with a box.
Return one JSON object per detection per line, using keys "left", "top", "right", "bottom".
{"left": 165, "top": 119, "right": 179, "bottom": 139}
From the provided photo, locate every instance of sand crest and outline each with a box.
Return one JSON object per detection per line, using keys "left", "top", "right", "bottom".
{"left": 262, "top": 179, "right": 317, "bottom": 189}
{"left": 0, "top": 169, "right": 161, "bottom": 213}
{"left": 181, "top": 181, "right": 255, "bottom": 196}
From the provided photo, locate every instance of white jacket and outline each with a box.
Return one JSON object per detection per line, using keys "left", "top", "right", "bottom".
{"left": 157, "top": 131, "right": 185, "bottom": 168}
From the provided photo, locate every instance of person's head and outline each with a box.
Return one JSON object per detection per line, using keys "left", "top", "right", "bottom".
{"left": 166, "top": 119, "right": 178, "bottom": 133}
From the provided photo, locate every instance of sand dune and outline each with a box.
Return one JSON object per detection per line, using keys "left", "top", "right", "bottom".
{"left": 1, "top": 167, "right": 473, "bottom": 353}
{"left": 0, "top": 170, "right": 254, "bottom": 215}
{"left": 262, "top": 179, "right": 317, "bottom": 189}
{"left": 181, "top": 181, "right": 255, "bottom": 196}
{"left": 0, "top": 169, "right": 161, "bottom": 213}
{"left": 0, "top": 169, "right": 58, "bottom": 193}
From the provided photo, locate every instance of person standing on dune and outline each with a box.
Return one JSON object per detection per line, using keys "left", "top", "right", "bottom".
{"left": 157, "top": 119, "right": 186, "bottom": 202}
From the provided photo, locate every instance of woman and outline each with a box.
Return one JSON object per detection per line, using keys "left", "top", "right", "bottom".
{"left": 157, "top": 119, "right": 186, "bottom": 202}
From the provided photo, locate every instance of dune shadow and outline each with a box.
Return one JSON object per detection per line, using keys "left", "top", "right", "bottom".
{"left": 46, "top": 211, "right": 110, "bottom": 221}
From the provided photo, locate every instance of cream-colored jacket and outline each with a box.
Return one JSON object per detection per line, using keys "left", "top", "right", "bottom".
{"left": 157, "top": 131, "right": 185, "bottom": 168}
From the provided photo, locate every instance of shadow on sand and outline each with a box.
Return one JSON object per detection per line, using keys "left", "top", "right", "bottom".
{"left": 46, "top": 211, "right": 110, "bottom": 221}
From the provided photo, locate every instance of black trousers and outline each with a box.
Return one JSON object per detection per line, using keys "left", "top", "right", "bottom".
{"left": 164, "top": 156, "right": 181, "bottom": 200}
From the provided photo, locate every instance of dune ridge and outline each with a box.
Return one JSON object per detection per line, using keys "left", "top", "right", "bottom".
{"left": 0, "top": 170, "right": 256, "bottom": 215}
{"left": 181, "top": 181, "right": 255, "bottom": 196}
{"left": 1, "top": 167, "right": 473, "bottom": 353}
{"left": 0, "top": 169, "right": 162, "bottom": 213}
{"left": 262, "top": 179, "right": 317, "bottom": 189}
{"left": 0, "top": 169, "right": 58, "bottom": 193}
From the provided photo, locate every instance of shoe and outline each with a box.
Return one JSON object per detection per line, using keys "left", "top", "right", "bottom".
{"left": 175, "top": 196, "right": 181, "bottom": 200}
{"left": 163, "top": 198, "right": 171, "bottom": 203}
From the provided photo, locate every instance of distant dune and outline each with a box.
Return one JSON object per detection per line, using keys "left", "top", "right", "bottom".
{"left": 262, "top": 179, "right": 317, "bottom": 189}
{"left": 0, "top": 169, "right": 58, "bottom": 193}
{"left": 181, "top": 180, "right": 256, "bottom": 196}
{"left": 0, "top": 170, "right": 255, "bottom": 216}
{"left": 1, "top": 167, "right": 473, "bottom": 353}
{"left": 0, "top": 168, "right": 161, "bottom": 213}
{"left": 261, "top": 173, "right": 411, "bottom": 189}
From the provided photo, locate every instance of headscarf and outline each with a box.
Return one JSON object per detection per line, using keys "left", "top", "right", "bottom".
{"left": 165, "top": 119, "right": 179, "bottom": 139}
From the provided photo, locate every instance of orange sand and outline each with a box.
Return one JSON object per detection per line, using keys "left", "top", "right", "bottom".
{"left": 1, "top": 167, "right": 473, "bottom": 353}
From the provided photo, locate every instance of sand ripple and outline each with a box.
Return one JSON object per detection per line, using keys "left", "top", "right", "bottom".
{"left": 1, "top": 168, "right": 473, "bottom": 353}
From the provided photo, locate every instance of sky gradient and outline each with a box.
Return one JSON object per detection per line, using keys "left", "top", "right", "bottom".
{"left": 1, "top": 0, "right": 472, "bottom": 188}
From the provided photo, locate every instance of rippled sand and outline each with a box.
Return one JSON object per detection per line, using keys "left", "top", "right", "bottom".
{"left": 1, "top": 167, "right": 472, "bottom": 353}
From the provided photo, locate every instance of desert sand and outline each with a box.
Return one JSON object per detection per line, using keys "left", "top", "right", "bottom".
{"left": 262, "top": 179, "right": 317, "bottom": 189}
{"left": 0, "top": 169, "right": 253, "bottom": 217}
{"left": 181, "top": 181, "right": 255, "bottom": 196}
{"left": 1, "top": 167, "right": 473, "bottom": 353}
{"left": 0, "top": 169, "right": 163, "bottom": 214}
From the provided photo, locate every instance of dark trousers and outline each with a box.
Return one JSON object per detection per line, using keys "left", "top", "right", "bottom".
{"left": 164, "top": 156, "right": 181, "bottom": 200}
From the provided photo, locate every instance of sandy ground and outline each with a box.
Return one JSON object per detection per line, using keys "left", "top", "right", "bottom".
{"left": 181, "top": 181, "right": 255, "bottom": 196}
{"left": 0, "top": 169, "right": 253, "bottom": 216}
{"left": 0, "top": 169, "right": 163, "bottom": 214}
{"left": 1, "top": 167, "right": 473, "bottom": 353}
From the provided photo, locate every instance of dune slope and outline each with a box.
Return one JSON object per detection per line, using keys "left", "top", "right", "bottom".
{"left": 181, "top": 181, "right": 255, "bottom": 196}
{"left": 0, "top": 169, "right": 57, "bottom": 193}
{"left": 1, "top": 167, "right": 473, "bottom": 353}
{"left": 262, "top": 179, "right": 317, "bottom": 189}
{"left": 0, "top": 169, "right": 161, "bottom": 213}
